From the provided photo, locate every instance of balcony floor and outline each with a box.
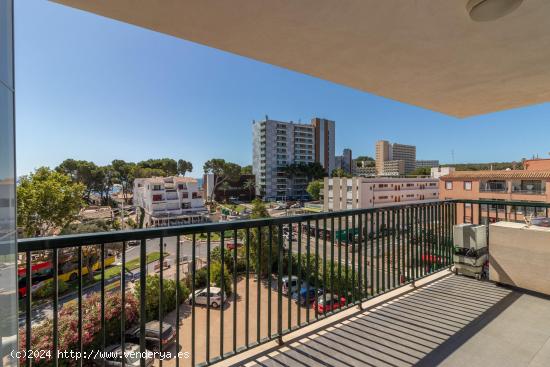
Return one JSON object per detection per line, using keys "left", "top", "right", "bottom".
{"left": 235, "top": 275, "right": 550, "bottom": 367}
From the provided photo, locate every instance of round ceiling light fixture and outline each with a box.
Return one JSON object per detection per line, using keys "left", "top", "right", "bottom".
{"left": 467, "top": 0, "right": 524, "bottom": 21}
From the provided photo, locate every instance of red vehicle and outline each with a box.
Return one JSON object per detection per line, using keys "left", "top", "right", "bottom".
{"left": 226, "top": 242, "right": 243, "bottom": 250}
{"left": 18, "top": 261, "right": 53, "bottom": 298}
{"left": 314, "top": 293, "right": 346, "bottom": 313}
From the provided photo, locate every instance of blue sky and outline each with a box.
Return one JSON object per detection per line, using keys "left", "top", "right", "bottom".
{"left": 14, "top": 0, "right": 550, "bottom": 177}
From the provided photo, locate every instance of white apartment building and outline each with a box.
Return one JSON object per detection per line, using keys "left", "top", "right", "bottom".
{"left": 133, "top": 176, "right": 208, "bottom": 227}
{"left": 353, "top": 161, "right": 377, "bottom": 177}
{"left": 252, "top": 117, "right": 335, "bottom": 200}
{"left": 324, "top": 177, "right": 439, "bottom": 211}
{"left": 431, "top": 166, "right": 455, "bottom": 179}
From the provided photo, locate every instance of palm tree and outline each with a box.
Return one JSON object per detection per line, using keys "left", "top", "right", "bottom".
{"left": 220, "top": 181, "right": 231, "bottom": 203}
{"left": 243, "top": 179, "right": 256, "bottom": 201}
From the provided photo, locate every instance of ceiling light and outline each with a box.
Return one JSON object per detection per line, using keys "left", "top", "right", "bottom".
{"left": 467, "top": 0, "right": 524, "bottom": 22}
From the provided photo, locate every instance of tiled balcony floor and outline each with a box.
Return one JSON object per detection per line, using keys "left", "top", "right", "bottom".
{"left": 235, "top": 275, "right": 550, "bottom": 367}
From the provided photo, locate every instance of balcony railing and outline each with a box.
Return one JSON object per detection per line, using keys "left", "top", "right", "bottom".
{"left": 479, "top": 187, "right": 508, "bottom": 193}
{"left": 511, "top": 188, "right": 546, "bottom": 195}
{"left": 16, "top": 199, "right": 550, "bottom": 367}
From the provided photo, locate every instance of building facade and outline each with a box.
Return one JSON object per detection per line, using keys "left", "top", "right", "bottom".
{"left": 311, "top": 117, "right": 336, "bottom": 175}
{"left": 324, "top": 177, "right": 439, "bottom": 211}
{"left": 253, "top": 117, "right": 334, "bottom": 200}
{"left": 375, "top": 140, "right": 417, "bottom": 175}
{"left": 133, "top": 177, "right": 208, "bottom": 227}
{"left": 416, "top": 160, "right": 440, "bottom": 169}
{"left": 335, "top": 148, "right": 353, "bottom": 174}
{"left": 439, "top": 169, "right": 550, "bottom": 223}
{"left": 353, "top": 160, "right": 377, "bottom": 177}
{"left": 431, "top": 166, "right": 455, "bottom": 179}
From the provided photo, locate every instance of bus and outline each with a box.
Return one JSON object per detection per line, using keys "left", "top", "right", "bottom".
{"left": 18, "top": 253, "right": 116, "bottom": 298}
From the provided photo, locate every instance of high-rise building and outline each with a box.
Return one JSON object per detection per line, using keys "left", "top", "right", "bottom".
{"left": 312, "top": 118, "right": 336, "bottom": 175}
{"left": 375, "top": 140, "right": 417, "bottom": 175}
{"left": 335, "top": 148, "right": 353, "bottom": 174}
{"left": 253, "top": 117, "right": 333, "bottom": 200}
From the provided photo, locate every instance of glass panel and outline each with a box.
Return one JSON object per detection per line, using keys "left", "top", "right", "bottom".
{"left": 0, "top": 0, "right": 13, "bottom": 88}
{"left": 0, "top": 1, "right": 17, "bottom": 364}
{"left": 0, "top": 76, "right": 17, "bottom": 367}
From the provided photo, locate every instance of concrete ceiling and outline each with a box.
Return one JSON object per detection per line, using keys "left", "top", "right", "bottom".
{"left": 54, "top": 0, "right": 550, "bottom": 118}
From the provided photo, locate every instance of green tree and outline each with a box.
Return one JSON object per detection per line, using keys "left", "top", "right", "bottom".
{"left": 111, "top": 159, "right": 136, "bottom": 201}
{"left": 243, "top": 178, "right": 256, "bottom": 200}
{"left": 331, "top": 168, "right": 352, "bottom": 178}
{"left": 203, "top": 159, "right": 242, "bottom": 202}
{"left": 220, "top": 181, "right": 231, "bottom": 202}
{"left": 56, "top": 159, "right": 105, "bottom": 203}
{"left": 134, "top": 275, "right": 190, "bottom": 321}
{"left": 246, "top": 199, "right": 279, "bottom": 278}
{"left": 241, "top": 165, "right": 253, "bottom": 175}
{"left": 17, "top": 167, "right": 85, "bottom": 237}
{"left": 306, "top": 180, "right": 323, "bottom": 200}
{"left": 410, "top": 167, "right": 431, "bottom": 176}
{"left": 177, "top": 159, "right": 193, "bottom": 176}
{"left": 210, "top": 261, "right": 233, "bottom": 296}
{"left": 355, "top": 156, "right": 375, "bottom": 162}
{"left": 137, "top": 158, "right": 178, "bottom": 176}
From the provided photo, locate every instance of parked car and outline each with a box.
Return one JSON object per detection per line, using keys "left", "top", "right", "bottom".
{"left": 290, "top": 202, "right": 302, "bottom": 209}
{"left": 93, "top": 343, "right": 153, "bottom": 366}
{"left": 188, "top": 287, "right": 227, "bottom": 308}
{"left": 292, "top": 287, "right": 322, "bottom": 306}
{"left": 274, "top": 205, "right": 285, "bottom": 210}
{"left": 314, "top": 293, "right": 346, "bottom": 313}
{"left": 226, "top": 242, "right": 243, "bottom": 250}
{"left": 282, "top": 275, "right": 303, "bottom": 296}
{"left": 125, "top": 321, "right": 176, "bottom": 353}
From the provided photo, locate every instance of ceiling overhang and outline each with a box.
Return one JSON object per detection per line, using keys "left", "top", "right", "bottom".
{"left": 53, "top": 0, "right": 550, "bottom": 118}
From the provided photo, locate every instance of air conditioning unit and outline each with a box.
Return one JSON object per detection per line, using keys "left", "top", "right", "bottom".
{"left": 453, "top": 224, "right": 487, "bottom": 249}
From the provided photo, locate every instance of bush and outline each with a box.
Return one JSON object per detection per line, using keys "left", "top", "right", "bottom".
{"left": 210, "top": 261, "right": 233, "bottom": 296}
{"left": 19, "top": 292, "right": 139, "bottom": 366}
{"left": 134, "top": 275, "right": 190, "bottom": 322}
{"left": 34, "top": 279, "right": 69, "bottom": 299}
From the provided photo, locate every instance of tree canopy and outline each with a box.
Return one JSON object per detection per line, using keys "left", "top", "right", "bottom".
{"left": 17, "top": 167, "right": 85, "bottom": 237}
{"left": 203, "top": 159, "right": 242, "bottom": 201}
{"left": 331, "top": 168, "right": 352, "bottom": 178}
{"left": 306, "top": 180, "right": 323, "bottom": 200}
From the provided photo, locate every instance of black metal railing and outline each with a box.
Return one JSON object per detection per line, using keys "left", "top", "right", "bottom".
{"left": 22, "top": 199, "right": 550, "bottom": 366}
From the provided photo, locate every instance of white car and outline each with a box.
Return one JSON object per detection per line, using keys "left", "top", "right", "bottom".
{"left": 188, "top": 287, "right": 226, "bottom": 308}
{"left": 282, "top": 276, "right": 303, "bottom": 296}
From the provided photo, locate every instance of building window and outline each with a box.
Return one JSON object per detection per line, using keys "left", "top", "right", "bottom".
{"left": 445, "top": 182, "right": 453, "bottom": 190}
{"left": 152, "top": 194, "right": 163, "bottom": 202}
{"left": 464, "top": 181, "right": 472, "bottom": 191}
{"left": 178, "top": 184, "right": 185, "bottom": 190}
{"left": 347, "top": 186, "right": 352, "bottom": 192}
{"left": 181, "top": 192, "right": 188, "bottom": 199}
{"left": 153, "top": 185, "right": 162, "bottom": 191}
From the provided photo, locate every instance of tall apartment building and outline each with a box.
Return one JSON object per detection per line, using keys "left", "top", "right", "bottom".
{"left": 335, "top": 148, "right": 353, "bottom": 174}
{"left": 375, "top": 140, "right": 417, "bottom": 175}
{"left": 324, "top": 177, "right": 439, "bottom": 211}
{"left": 311, "top": 118, "right": 336, "bottom": 174}
{"left": 253, "top": 117, "right": 335, "bottom": 200}
{"left": 133, "top": 176, "right": 208, "bottom": 227}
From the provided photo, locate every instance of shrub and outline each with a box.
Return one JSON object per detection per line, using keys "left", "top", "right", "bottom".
{"left": 19, "top": 291, "right": 139, "bottom": 366}
{"left": 133, "top": 275, "right": 190, "bottom": 322}
{"left": 34, "top": 279, "right": 69, "bottom": 299}
{"left": 210, "top": 261, "right": 233, "bottom": 296}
